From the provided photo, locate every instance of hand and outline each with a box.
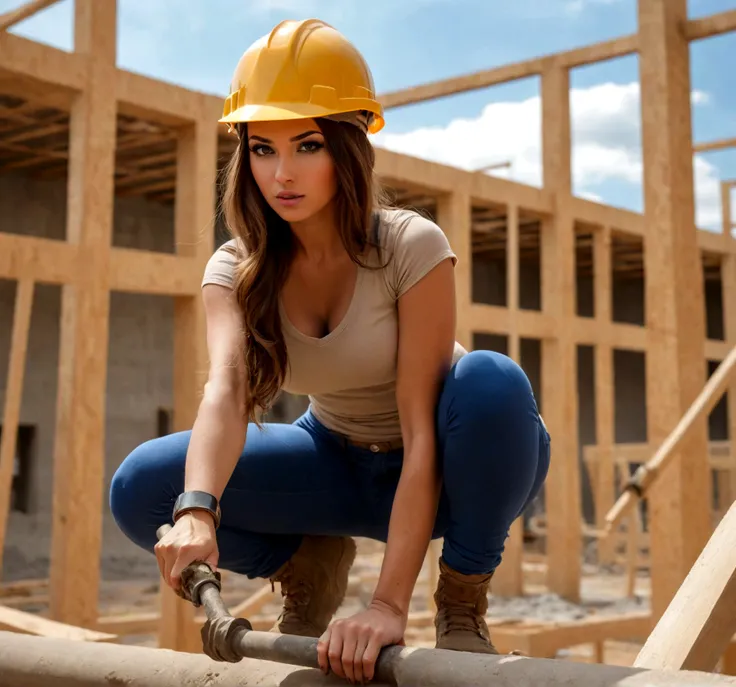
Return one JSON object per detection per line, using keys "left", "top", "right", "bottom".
{"left": 154, "top": 511, "right": 218, "bottom": 594}
{"left": 317, "top": 599, "right": 406, "bottom": 684}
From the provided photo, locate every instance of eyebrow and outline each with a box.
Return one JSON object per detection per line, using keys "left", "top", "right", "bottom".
{"left": 248, "top": 130, "right": 322, "bottom": 143}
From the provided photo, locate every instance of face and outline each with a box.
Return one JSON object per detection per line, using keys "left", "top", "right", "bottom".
{"left": 246, "top": 118, "right": 338, "bottom": 223}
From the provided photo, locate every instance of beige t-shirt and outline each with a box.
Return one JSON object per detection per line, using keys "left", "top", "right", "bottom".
{"left": 201, "top": 208, "right": 467, "bottom": 442}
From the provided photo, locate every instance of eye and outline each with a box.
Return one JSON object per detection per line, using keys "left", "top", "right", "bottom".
{"left": 299, "top": 140, "right": 324, "bottom": 153}
{"left": 249, "top": 144, "right": 273, "bottom": 156}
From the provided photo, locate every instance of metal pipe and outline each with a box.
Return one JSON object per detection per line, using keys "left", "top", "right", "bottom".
{"left": 3, "top": 631, "right": 736, "bottom": 687}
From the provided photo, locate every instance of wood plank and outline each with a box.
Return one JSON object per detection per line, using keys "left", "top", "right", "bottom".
{"left": 0, "top": 605, "right": 116, "bottom": 642}
{"left": 374, "top": 147, "right": 553, "bottom": 214}
{"left": 539, "top": 64, "right": 581, "bottom": 602}
{"left": 693, "top": 137, "right": 736, "bottom": 155}
{"left": 437, "top": 190, "right": 472, "bottom": 350}
{"left": 638, "top": 0, "right": 712, "bottom": 622}
{"left": 686, "top": 9, "right": 736, "bottom": 41}
{"left": 0, "top": 31, "right": 86, "bottom": 92}
{"left": 634, "top": 500, "right": 736, "bottom": 672}
{"left": 469, "top": 304, "right": 556, "bottom": 340}
{"left": 594, "top": 227, "right": 615, "bottom": 564}
{"left": 109, "top": 248, "right": 202, "bottom": 296}
{"left": 0, "top": 0, "right": 63, "bottom": 31}
{"left": 115, "top": 70, "right": 204, "bottom": 127}
{"left": 493, "top": 202, "right": 523, "bottom": 596}
{"left": 378, "top": 34, "right": 637, "bottom": 110}
{"left": 47, "top": 0, "right": 116, "bottom": 629}
{"left": 0, "top": 279, "right": 34, "bottom": 575}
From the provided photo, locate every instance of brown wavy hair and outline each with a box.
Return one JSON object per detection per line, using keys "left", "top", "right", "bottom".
{"left": 220, "top": 117, "right": 390, "bottom": 425}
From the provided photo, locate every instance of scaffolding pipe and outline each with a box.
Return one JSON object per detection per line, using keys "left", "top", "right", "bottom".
{"left": 2, "top": 631, "right": 736, "bottom": 687}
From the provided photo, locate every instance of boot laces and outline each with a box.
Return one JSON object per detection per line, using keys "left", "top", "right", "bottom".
{"left": 438, "top": 603, "right": 487, "bottom": 636}
{"left": 274, "top": 566, "right": 313, "bottom": 619}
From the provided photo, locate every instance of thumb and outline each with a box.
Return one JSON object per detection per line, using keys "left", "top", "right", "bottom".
{"left": 205, "top": 550, "right": 219, "bottom": 572}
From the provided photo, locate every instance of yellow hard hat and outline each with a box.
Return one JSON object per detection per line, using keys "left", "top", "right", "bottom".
{"left": 220, "top": 19, "right": 385, "bottom": 135}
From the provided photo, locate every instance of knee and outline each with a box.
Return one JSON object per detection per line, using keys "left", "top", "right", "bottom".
{"left": 109, "top": 435, "right": 184, "bottom": 539}
{"left": 440, "top": 350, "right": 538, "bottom": 426}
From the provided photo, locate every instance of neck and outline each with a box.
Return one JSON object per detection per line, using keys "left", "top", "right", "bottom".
{"left": 290, "top": 202, "right": 344, "bottom": 261}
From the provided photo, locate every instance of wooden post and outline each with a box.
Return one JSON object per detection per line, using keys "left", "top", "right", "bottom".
{"left": 493, "top": 202, "right": 524, "bottom": 597}
{"left": 0, "top": 280, "right": 34, "bottom": 573}
{"left": 722, "top": 183, "right": 736, "bottom": 514}
{"left": 540, "top": 64, "right": 581, "bottom": 601}
{"left": 638, "top": 0, "right": 711, "bottom": 621}
{"left": 157, "top": 107, "right": 218, "bottom": 652}
{"left": 437, "top": 190, "right": 472, "bottom": 351}
{"left": 593, "top": 227, "right": 615, "bottom": 564}
{"left": 48, "top": 0, "right": 117, "bottom": 627}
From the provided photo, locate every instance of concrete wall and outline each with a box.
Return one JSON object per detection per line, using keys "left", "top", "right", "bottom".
{"left": 0, "top": 172, "right": 728, "bottom": 582}
{"left": 0, "top": 172, "right": 308, "bottom": 582}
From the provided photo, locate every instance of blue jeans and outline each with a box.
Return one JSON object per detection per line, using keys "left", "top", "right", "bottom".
{"left": 109, "top": 350, "right": 550, "bottom": 577}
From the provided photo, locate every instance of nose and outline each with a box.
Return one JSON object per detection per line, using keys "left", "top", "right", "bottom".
{"left": 274, "top": 154, "right": 295, "bottom": 185}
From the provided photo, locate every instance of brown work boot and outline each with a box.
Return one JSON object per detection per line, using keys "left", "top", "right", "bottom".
{"left": 434, "top": 557, "right": 499, "bottom": 654}
{"left": 268, "top": 535, "right": 357, "bottom": 637}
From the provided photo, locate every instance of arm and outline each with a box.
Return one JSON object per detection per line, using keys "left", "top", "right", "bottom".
{"left": 156, "top": 282, "right": 249, "bottom": 589}
{"left": 183, "top": 283, "right": 249, "bottom": 502}
{"left": 371, "top": 256, "right": 457, "bottom": 616}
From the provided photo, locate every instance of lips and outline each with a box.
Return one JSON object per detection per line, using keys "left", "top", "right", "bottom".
{"left": 276, "top": 192, "right": 303, "bottom": 200}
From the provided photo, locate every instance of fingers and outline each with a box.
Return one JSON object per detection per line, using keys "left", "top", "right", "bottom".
{"left": 352, "top": 633, "right": 371, "bottom": 685}
{"left": 339, "top": 627, "right": 358, "bottom": 683}
{"left": 317, "top": 626, "right": 331, "bottom": 675}
{"left": 361, "top": 635, "right": 384, "bottom": 684}
{"left": 320, "top": 620, "right": 383, "bottom": 685}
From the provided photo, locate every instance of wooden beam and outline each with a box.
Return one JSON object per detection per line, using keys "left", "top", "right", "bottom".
{"left": 0, "top": 31, "right": 86, "bottom": 92}
{"left": 0, "top": 279, "right": 34, "bottom": 575}
{"left": 0, "top": 0, "right": 64, "bottom": 32}
{"left": 0, "top": 605, "right": 115, "bottom": 642}
{"left": 693, "top": 137, "right": 736, "bottom": 154}
{"left": 108, "top": 248, "right": 202, "bottom": 296}
{"left": 378, "top": 34, "right": 638, "bottom": 110}
{"left": 115, "top": 70, "right": 205, "bottom": 127}
{"left": 469, "top": 304, "right": 556, "bottom": 340}
{"left": 539, "top": 64, "right": 581, "bottom": 602}
{"left": 686, "top": 8, "right": 736, "bottom": 41}
{"left": 638, "top": 0, "right": 711, "bottom": 622}
{"left": 634, "top": 500, "right": 736, "bottom": 672}
{"left": 0, "top": 234, "right": 78, "bottom": 284}
{"left": 374, "top": 147, "right": 553, "bottom": 215}
{"left": 48, "top": 0, "right": 117, "bottom": 628}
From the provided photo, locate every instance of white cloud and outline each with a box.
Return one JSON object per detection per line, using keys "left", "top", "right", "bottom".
{"left": 373, "top": 81, "right": 723, "bottom": 231}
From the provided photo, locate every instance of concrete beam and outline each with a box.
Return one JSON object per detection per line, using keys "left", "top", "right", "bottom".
{"left": 2, "top": 632, "right": 736, "bottom": 687}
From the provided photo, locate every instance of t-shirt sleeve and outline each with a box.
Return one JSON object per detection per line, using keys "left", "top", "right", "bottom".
{"left": 201, "top": 239, "right": 240, "bottom": 290}
{"left": 388, "top": 212, "right": 457, "bottom": 299}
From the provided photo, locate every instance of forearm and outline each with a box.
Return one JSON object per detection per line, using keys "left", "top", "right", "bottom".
{"left": 372, "top": 437, "right": 441, "bottom": 616}
{"left": 183, "top": 385, "right": 248, "bottom": 502}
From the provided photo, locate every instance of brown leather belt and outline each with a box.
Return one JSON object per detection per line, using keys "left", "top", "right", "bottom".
{"left": 331, "top": 433, "right": 403, "bottom": 453}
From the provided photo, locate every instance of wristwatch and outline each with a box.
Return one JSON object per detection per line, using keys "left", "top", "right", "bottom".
{"left": 173, "top": 491, "right": 221, "bottom": 529}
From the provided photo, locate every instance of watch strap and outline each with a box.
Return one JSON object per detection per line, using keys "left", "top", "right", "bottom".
{"left": 173, "top": 491, "right": 221, "bottom": 529}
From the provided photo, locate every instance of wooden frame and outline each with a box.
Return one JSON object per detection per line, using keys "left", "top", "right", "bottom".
{"left": 0, "top": 0, "right": 735, "bottom": 666}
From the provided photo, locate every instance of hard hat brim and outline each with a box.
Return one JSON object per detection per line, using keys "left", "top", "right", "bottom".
{"left": 219, "top": 103, "right": 384, "bottom": 134}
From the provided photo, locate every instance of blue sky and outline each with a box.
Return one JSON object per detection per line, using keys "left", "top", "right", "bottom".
{"left": 3, "top": 0, "right": 735, "bottom": 230}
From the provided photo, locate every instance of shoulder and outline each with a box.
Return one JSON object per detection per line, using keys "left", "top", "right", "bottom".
{"left": 376, "top": 207, "right": 457, "bottom": 299}
{"left": 201, "top": 238, "right": 245, "bottom": 290}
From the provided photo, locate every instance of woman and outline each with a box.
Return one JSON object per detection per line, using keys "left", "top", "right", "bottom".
{"left": 110, "top": 18, "right": 550, "bottom": 685}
